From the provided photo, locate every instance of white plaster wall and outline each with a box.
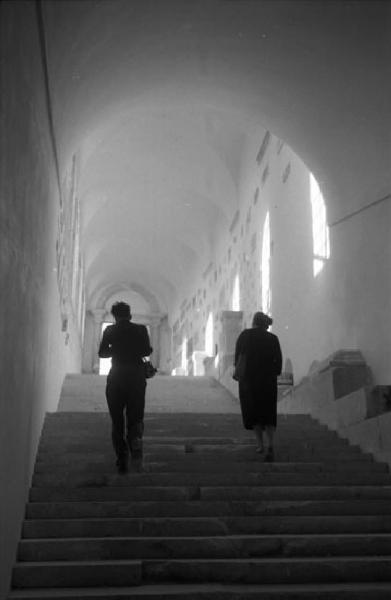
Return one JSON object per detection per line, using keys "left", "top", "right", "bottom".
{"left": 0, "top": 5, "right": 81, "bottom": 598}
{"left": 170, "top": 127, "right": 391, "bottom": 386}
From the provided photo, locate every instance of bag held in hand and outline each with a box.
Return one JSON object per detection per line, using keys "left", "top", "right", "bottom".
{"left": 143, "top": 358, "right": 157, "bottom": 379}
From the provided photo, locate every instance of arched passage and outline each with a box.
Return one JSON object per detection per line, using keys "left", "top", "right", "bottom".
{"left": 1, "top": 4, "right": 390, "bottom": 594}
{"left": 37, "top": 0, "right": 390, "bottom": 381}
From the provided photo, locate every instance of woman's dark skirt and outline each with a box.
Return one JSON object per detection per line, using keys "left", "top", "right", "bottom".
{"left": 239, "top": 375, "right": 277, "bottom": 430}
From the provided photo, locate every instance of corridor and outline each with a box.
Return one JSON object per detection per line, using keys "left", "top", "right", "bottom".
{"left": 1, "top": 1, "right": 390, "bottom": 598}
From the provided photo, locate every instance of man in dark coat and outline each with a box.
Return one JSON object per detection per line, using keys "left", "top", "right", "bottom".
{"left": 234, "top": 311, "right": 282, "bottom": 462}
{"left": 98, "top": 301, "right": 152, "bottom": 472}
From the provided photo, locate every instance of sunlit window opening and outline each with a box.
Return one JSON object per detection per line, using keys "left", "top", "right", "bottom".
{"left": 261, "top": 212, "right": 271, "bottom": 314}
{"left": 310, "top": 173, "right": 330, "bottom": 277}
{"left": 232, "top": 273, "right": 240, "bottom": 311}
{"left": 205, "top": 312, "right": 214, "bottom": 356}
{"left": 99, "top": 322, "right": 112, "bottom": 375}
{"left": 181, "top": 337, "right": 188, "bottom": 375}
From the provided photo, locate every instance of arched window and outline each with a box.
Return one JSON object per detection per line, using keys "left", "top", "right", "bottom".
{"left": 205, "top": 312, "right": 214, "bottom": 356}
{"left": 310, "top": 173, "right": 330, "bottom": 276}
{"left": 232, "top": 273, "right": 240, "bottom": 311}
{"left": 261, "top": 212, "right": 271, "bottom": 314}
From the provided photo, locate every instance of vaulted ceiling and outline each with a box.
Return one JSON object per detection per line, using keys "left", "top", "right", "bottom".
{"left": 42, "top": 0, "right": 390, "bottom": 316}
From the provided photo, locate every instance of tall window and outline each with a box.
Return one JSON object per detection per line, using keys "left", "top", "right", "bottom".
{"left": 261, "top": 212, "right": 271, "bottom": 314}
{"left": 181, "top": 337, "right": 188, "bottom": 374}
{"left": 310, "top": 173, "right": 330, "bottom": 276}
{"left": 205, "top": 312, "right": 214, "bottom": 356}
{"left": 232, "top": 273, "right": 240, "bottom": 311}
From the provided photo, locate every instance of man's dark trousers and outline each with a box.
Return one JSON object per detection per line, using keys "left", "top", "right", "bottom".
{"left": 106, "top": 364, "right": 146, "bottom": 462}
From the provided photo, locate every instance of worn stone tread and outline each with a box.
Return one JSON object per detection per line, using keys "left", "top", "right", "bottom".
{"left": 8, "top": 581, "right": 391, "bottom": 598}
{"left": 26, "top": 498, "right": 391, "bottom": 519}
{"left": 33, "top": 460, "right": 388, "bottom": 473}
{"left": 21, "top": 515, "right": 391, "bottom": 538}
{"left": 17, "top": 533, "right": 391, "bottom": 561}
{"left": 31, "top": 473, "right": 391, "bottom": 488}
{"left": 13, "top": 556, "right": 391, "bottom": 587}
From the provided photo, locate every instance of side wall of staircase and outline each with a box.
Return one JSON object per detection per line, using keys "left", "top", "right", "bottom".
{"left": 278, "top": 350, "right": 391, "bottom": 469}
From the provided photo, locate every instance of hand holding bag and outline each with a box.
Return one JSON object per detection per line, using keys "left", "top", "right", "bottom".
{"left": 143, "top": 358, "right": 157, "bottom": 379}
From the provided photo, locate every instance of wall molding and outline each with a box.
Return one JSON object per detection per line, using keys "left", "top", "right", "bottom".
{"left": 329, "top": 193, "right": 391, "bottom": 228}
{"left": 35, "top": 0, "right": 62, "bottom": 203}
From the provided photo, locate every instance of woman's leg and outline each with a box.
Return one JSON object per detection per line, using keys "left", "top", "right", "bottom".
{"left": 264, "top": 425, "right": 275, "bottom": 461}
{"left": 106, "top": 376, "right": 128, "bottom": 471}
{"left": 254, "top": 424, "right": 264, "bottom": 452}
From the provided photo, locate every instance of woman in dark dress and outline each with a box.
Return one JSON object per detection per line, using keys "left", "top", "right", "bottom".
{"left": 234, "top": 312, "right": 282, "bottom": 461}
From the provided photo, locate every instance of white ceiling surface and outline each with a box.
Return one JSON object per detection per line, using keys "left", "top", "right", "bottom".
{"left": 43, "top": 0, "right": 390, "bottom": 316}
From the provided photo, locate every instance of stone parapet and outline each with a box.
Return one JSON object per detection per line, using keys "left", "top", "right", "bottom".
{"left": 278, "top": 349, "right": 391, "bottom": 468}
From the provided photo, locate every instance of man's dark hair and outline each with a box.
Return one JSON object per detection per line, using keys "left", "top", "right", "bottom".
{"left": 111, "top": 301, "right": 131, "bottom": 319}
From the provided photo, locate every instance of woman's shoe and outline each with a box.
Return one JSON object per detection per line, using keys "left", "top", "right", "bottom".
{"left": 264, "top": 448, "right": 274, "bottom": 462}
{"left": 255, "top": 446, "right": 265, "bottom": 454}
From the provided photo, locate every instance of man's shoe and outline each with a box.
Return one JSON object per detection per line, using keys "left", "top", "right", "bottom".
{"left": 131, "top": 457, "right": 144, "bottom": 473}
{"left": 116, "top": 458, "right": 129, "bottom": 474}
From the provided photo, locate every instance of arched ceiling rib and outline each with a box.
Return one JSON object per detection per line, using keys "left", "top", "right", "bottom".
{"left": 95, "top": 283, "right": 161, "bottom": 315}
{"left": 88, "top": 269, "right": 176, "bottom": 313}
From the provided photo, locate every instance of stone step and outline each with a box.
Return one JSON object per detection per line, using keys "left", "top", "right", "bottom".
{"left": 45, "top": 414, "right": 318, "bottom": 424}
{"left": 37, "top": 439, "right": 359, "bottom": 453}
{"left": 12, "top": 561, "right": 141, "bottom": 589}
{"left": 17, "top": 533, "right": 391, "bottom": 561}
{"left": 200, "top": 485, "right": 391, "bottom": 501}
{"left": 31, "top": 471, "right": 391, "bottom": 489}
{"left": 143, "top": 556, "right": 391, "bottom": 584}
{"left": 42, "top": 418, "right": 323, "bottom": 437}
{"left": 22, "top": 514, "right": 391, "bottom": 539}
{"left": 37, "top": 426, "right": 351, "bottom": 439}
{"left": 8, "top": 581, "right": 391, "bottom": 600}
{"left": 26, "top": 499, "right": 391, "bottom": 519}
{"left": 28, "top": 483, "right": 391, "bottom": 503}
{"left": 36, "top": 448, "right": 371, "bottom": 463}
{"left": 41, "top": 432, "right": 349, "bottom": 445}
{"left": 12, "top": 556, "right": 391, "bottom": 588}
{"left": 34, "top": 460, "right": 389, "bottom": 474}
{"left": 33, "top": 459, "right": 388, "bottom": 473}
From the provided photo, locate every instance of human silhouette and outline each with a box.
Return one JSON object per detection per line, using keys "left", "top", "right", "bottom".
{"left": 234, "top": 311, "right": 282, "bottom": 462}
{"left": 98, "top": 301, "right": 152, "bottom": 473}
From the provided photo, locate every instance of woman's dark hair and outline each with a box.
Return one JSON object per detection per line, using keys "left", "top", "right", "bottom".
{"left": 252, "top": 311, "right": 273, "bottom": 329}
{"left": 111, "top": 301, "right": 131, "bottom": 319}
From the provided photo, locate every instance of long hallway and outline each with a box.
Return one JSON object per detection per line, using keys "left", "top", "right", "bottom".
{"left": 8, "top": 376, "right": 391, "bottom": 599}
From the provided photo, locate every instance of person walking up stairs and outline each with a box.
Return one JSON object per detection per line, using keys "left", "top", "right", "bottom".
{"left": 7, "top": 376, "right": 391, "bottom": 599}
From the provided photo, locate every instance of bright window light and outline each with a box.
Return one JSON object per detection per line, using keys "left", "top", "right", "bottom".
{"left": 261, "top": 212, "right": 271, "bottom": 314}
{"left": 181, "top": 337, "right": 188, "bottom": 374}
{"left": 205, "top": 312, "right": 214, "bottom": 356}
{"left": 310, "top": 173, "right": 330, "bottom": 276}
{"left": 232, "top": 274, "right": 240, "bottom": 311}
{"left": 99, "top": 322, "right": 112, "bottom": 375}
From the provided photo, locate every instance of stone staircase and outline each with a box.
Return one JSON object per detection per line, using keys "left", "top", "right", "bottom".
{"left": 8, "top": 409, "right": 391, "bottom": 599}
